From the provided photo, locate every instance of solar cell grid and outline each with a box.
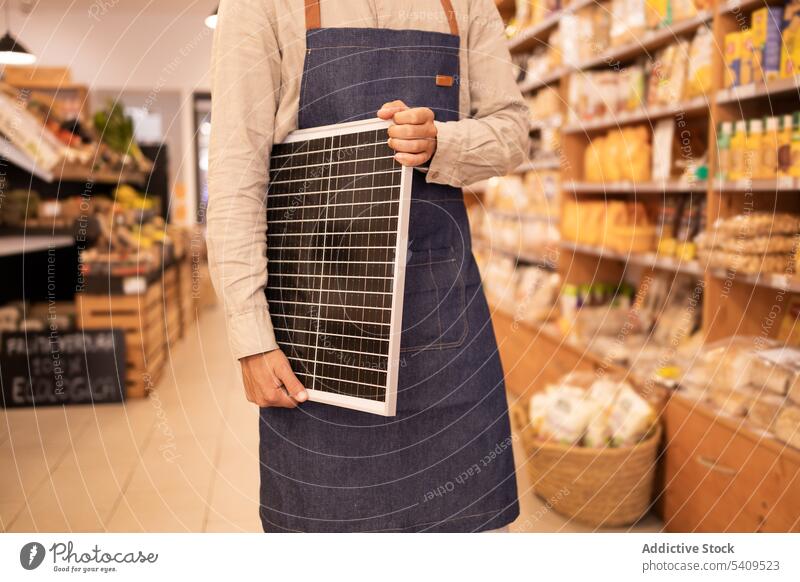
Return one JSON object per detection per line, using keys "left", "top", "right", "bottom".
{"left": 265, "top": 118, "right": 411, "bottom": 416}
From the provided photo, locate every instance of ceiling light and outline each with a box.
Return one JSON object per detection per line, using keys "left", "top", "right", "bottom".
{"left": 0, "top": 1, "right": 34, "bottom": 65}
{"left": 205, "top": 6, "right": 217, "bottom": 29}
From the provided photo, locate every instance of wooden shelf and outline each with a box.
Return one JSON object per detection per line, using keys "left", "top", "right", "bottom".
{"left": 713, "top": 178, "right": 798, "bottom": 191}
{"left": 0, "top": 139, "right": 55, "bottom": 182}
{"left": 560, "top": 240, "right": 705, "bottom": 277}
{"left": 575, "top": 11, "right": 713, "bottom": 71}
{"left": 474, "top": 236, "right": 559, "bottom": 269}
{"left": 529, "top": 115, "right": 562, "bottom": 131}
{"left": 487, "top": 208, "right": 559, "bottom": 222}
{"left": 708, "top": 268, "right": 800, "bottom": 293}
{"left": 518, "top": 67, "right": 567, "bottom": 93}
{"left": 716, "top": 76, "right": 800, "bottom": 104}
{"left": 518, "top": 156, "right": 561, "bottom": 171}
{"left": 718, "top": 0, "right": 785, "bottom": 16}
{"left": 507, "top": 0, "right": 596, "bottom": 54}
{"left": 568, "top": 180, "right": 708, "bottom": 193}
{"left": 57, "top": 165, "right": 146, "bottom": 186}
{"left": 0, "top": 235, "right": 74, "bottom": 257}
{"left": 563, "top": 96, "right": 709, "bottom": 134}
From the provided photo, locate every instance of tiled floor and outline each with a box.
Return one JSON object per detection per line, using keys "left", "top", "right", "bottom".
{"left": 1, "top": 305, "right": 662, "bottom": 533}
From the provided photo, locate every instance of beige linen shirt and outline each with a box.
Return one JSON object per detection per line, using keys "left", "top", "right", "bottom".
{"left": 207, "top": 0, "right": 529, "bottom": 360}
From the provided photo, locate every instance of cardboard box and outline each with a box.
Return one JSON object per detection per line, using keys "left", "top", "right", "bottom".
{"left": 752, "top": 6, "right": 785, "bottom": 82}
{"left": 724, "top": 31, "right": 743, "bottom": 87}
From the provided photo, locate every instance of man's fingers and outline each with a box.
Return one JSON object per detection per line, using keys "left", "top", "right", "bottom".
{"left": 387, "top": 123, "right": 436, "bottom": 139}
{"left": 377, "top": 100, "right": 407, "bottom": 119}
{"left": 275, "top": 364, "right": 308, "bottom": 402}
{"left": 388, "top": 137, "right": 432, "bottom": 154}
{"left": 394, "top": 152, "right": 431, "bottom": 167}
{"left": 393, "top": 107, "right": 433, "bottom": 125}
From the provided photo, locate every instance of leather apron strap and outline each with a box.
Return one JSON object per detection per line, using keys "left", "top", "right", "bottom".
{"left": 304, "top": 0, "right": 459, "bottom": 35}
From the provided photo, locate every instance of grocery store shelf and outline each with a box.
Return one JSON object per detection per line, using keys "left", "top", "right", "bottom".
{"left": 0, "top": 235, "right": 75, "bottom": 257}
{"left": 709, "top": 268, "right": 800, "bottom": 293}
{"left": 718, "top": 0, "right": 784, "bottom": 16}
{"left": 562, "top": 97, "right": 709, "bottom": 134}
{"left": 576, "top": 11, "right": 713, "bottom": 71}
{"left": 474, "top": 236, "right": 559, "bottom": 269}
{"left": 488, "top": 208, "right": 559, "bottom": 222}
{"left": 568, "top": 180, "right": 708, "bottom": 193}
{"left": 560, "top": 240, "right": 705, "bottom": 277}
{"left": 0, "top": 139, "right": 55, "bottom": 182}
{"left": 507, "top": 0, "right": 596, "bottom": 53}
{"left": 529, "top": 115, "right": 562, "bottom": 131}
{"left": 518, "top": 67, "right": 567, "bottom": 93}
{"left": 518, "top": 156, "right": 561, "bottom": 171}
{"left": 716, "top": 76, "right": 800, "bottom": 104}
{"left": 58, "top": 165, "right": 146, "bottom": 186}
{"left": 713, "top": 178, "right": 798, "bottom": 191}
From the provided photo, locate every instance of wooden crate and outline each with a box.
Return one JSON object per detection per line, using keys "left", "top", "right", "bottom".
{"left": 163, "top": 265, "right": 182, "bottom": 346}
{"left": 75, "top": 283, "right": 166, "bottom": 398}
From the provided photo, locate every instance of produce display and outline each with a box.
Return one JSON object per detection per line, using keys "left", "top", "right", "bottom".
{"left": 528, "top": 373, "right": 657, "bottom": 447}
{"left": 696, "top": 212, "right": 800, "bottom": 274}
{"left": 681, "top": 337, "right": 800, "bottom": 449}
{"left": 724, "top": 1, "right": 800, "bottom": 87}
{"left": 0, "top": 79, "right": 151, "bottom": 177}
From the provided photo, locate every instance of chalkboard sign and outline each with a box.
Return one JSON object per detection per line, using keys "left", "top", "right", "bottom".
{"left": 0, "top": 329, "right": 126, "bottom": 407}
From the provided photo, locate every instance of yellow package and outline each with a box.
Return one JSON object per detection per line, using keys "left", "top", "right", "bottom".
{"left": 604, "top": 131, "right": 623, "bottom": 182}
{"left": 584, "top": 138, "right": 605, "bottom": 183}
{"left": 740, "top": 30, "right": 754, "bottom": 86}
{"left": 687, "top": 27, "right": 713, "bottom": 98}
{"left": 724, "top": 31, "right": 743, "bottom": 87}
{"left": 782, "top": 13, "right": 800, "bottom": 78}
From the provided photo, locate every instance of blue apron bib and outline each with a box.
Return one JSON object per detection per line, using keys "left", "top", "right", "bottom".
{"left": 259, "top": 0, "right": 519, "bottom": 532}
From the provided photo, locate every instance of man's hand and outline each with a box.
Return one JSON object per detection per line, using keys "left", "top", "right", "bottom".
{"left": 240, "top": 350, "right": 308, "bottom": 408}
{"left": 378, "top": 100, "right": 437, "bottom": 167}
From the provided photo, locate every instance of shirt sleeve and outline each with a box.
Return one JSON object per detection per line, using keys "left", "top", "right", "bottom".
{"left": 426, "top": 0, "right": 529, "bottom": 187}
{"left": 206, "top": 0, "right": 281, "bottom": 360}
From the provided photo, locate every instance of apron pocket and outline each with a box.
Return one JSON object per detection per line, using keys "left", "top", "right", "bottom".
{"left": 400, "top": 247, "right": 469, "bottom": 353}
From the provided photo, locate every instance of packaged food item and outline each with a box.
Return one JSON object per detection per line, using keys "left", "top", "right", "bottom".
{"left": 715, "top": 121, "right": 733, "bottom": 181}
{"left": 752, "top": 6, "right": 785, "bottom": 82}
{"left": 746, "top": 118, "right": 764, "bottom": 180}
{"left": 740, "top": 30, "right": 756, "bottom": 86}
{"left": 778, "top": 113, "right": 795, "bottom": 179}
{"left": 781, "top": 1, "right": 800, "bottom": 78}
{"left": 652, "top": 119, "right": 674, "bottom": 181}
{"left": 724, "top": 31, "right": 743, "bottom": 87}
{"left": 791, "top": 111, "right": 800, "bottom": 178}
{"left": 607, "top": 385, "right": 655, "bottom": 446}
{"left": 761, "top": 116, "right": 780, "bottom": 179}
{"left": 729, "top": 120, "right": 748, "bottom": 180}
{"left": 542, "top": 386, "right": 596, "bottom": 445}
{"left": 774, "top": 406, "right": 800, "bottom": 449}
{"left": 777, "top": 296, "right": 800, "bottom": 347}
{"left": 748, "top": 392, "right": 787, "bottom": 432}
{"left": 686, "top": 26, "right": 713, "bottom": 98}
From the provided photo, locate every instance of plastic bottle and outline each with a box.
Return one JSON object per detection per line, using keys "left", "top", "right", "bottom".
{"left": 746, "top": 118, "right": 764, "bottom": 180}
{"left": 729, "top": 120, "right": 748, "bottom": 181}
{"left": 716, "top": 121, "right": 733, "bottom": 181}
{"left": 778, "top": 114, "right": 794, "bottom": 179}
{"left": 761, "top": 116, "right": 780, "bottom": 179}
{"left": 790, "top": 112, "right": 800, "bottom": 178}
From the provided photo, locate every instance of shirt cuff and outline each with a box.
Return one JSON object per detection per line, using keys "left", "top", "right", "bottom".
{"left": 226, "top": 307, "right": 280, "bottom": 360}
{"left": 427, "top": 120, "right": 464, "bottom": 187}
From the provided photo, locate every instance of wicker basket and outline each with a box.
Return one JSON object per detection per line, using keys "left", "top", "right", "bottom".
{"left": 510, "top": 404, "right": 662, "bottom": 527}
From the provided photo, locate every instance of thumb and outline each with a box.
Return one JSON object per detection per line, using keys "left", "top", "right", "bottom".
{"left": 377, "top": 100, "right": 408, "bottom": 119}
{"left": 276, "top": 364, "right": 308, "bottom": 402}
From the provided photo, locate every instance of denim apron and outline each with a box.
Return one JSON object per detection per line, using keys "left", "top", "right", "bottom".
{"left": 259, "top": 0, "right": 519, "bottom": 532}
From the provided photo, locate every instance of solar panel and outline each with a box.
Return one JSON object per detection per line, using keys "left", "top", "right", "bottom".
{"left": 266, "top": 118, "right": 412, "bottom": 416}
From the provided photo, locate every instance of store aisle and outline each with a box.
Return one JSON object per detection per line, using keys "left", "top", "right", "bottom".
{"left": 1, "top": 306, "right": 662, "bottom": 533}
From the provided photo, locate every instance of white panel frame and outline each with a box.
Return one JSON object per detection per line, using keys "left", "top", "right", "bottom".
{"left": 272, "top": 118, "right": 412, "bottom": 416}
